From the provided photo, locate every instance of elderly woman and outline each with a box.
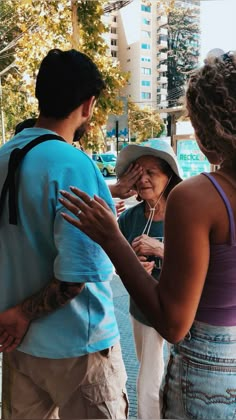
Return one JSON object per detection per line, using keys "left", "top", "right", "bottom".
{"left": 115, "top": 140, "right": 182, "bottom": 419}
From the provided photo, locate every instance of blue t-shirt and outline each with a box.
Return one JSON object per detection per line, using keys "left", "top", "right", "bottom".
{"left": 0, "top": 128, "right": 119, "bottom": 358}
{"left": 118, "top": 202, "right": 164, "bottom": 327}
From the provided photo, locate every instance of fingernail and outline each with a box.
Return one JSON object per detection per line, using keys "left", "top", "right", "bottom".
{"left": 60, "top": 190, "right": 66, "bottom": 195}
{"left": 70, "top": 186, "right": 76, "bottom": 191}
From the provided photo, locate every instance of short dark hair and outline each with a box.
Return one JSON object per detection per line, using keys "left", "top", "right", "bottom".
{"left": 35, "top": 49, "right": 105, "bottom": 119}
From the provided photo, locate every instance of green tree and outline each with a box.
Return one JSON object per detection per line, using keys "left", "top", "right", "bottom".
{"left": 2, "top": 0, "right": 72, "bottom": 138}
{"left": 0, "top": 0, "right": 23, "bottom": 72}
{"left": 128, "top": 101, "right": 165, "bottom": 142}
{"left": 167, "top": 6, "right": 200, "bottom": 107}
{"left": 1, "top": 0, "right": 128, "bottom": 149}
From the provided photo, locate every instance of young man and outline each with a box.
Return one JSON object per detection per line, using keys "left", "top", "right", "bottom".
{"left": 0, "top": 49, "right": 128, "bottom": 419}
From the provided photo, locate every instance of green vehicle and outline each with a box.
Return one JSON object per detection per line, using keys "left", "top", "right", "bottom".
{"left": 92, "top": 153, "right": 117, "bottom": 177}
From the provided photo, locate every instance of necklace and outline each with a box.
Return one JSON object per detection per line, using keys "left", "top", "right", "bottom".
{"left": 142, "top": 175, "right": 172, "bottom": 236}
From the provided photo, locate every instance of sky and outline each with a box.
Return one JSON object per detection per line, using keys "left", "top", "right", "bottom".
{"left": 119, "top": 0, "right": 236, "bottom": 63}
{"left": 200, "top": 0, "right": 236, "bottom": 63}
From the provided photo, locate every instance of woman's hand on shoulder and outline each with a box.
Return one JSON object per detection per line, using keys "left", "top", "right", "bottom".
{"left": 59, "top": 187, "right": 122, "bottom": 249}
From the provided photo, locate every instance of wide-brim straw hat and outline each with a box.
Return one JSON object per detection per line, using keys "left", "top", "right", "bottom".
{"left": 115, "top": 138, "right": 182, "bottom": 179}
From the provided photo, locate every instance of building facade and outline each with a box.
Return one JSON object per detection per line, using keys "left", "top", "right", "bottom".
{"left": 104, "top": 0, "right": 200, "bottom": 112}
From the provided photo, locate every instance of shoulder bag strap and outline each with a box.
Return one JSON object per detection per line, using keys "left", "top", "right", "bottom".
{"left": 0, "top": 134, "right": 65, "bottom": 225}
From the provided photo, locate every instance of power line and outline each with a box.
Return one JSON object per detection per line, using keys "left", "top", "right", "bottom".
{"left": 103, "top": 0, "right": 133, "bottom": 13}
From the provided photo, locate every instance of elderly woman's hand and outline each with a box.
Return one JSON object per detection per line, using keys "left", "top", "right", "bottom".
{"left": 132, "top": 234, "right": 164, "bottom": 258}
{"left": 137, "top": 256, "right": 155, "bottom": 275}
{"left": 109, "top": 163, "right": 142, "bottom": 199}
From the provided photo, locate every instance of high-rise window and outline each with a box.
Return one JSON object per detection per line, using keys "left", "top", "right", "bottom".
{"left": 141, "top": 92, "right": 151, "bottom": 99}
{"left": 111, "top": 51, "right": 117, "bottom": 58}
{"left": 141, "top": 80, "right": 151, "bottom": 86}
{"left": 111, "top": 27, "right": 117, "bottom": 34}
{"left": 141, "top": 56, "right": 151, "bottom": 62}
{"left": 111, "top": 39, "right": 117, "bottom": 46}
{"left": 141, "top": 4, "right": 151, "bottom": 12}
{"left": 142, "top": 30, "right": 151, "bottom": 38}
{"left": 141, "top": 43, "right": 150, "bottom": 50}
{"left": 142, "top": 17, "right": 150, "bottom": 25}
{"left": 141, "top": 67, "right": 151, "bottom": 75}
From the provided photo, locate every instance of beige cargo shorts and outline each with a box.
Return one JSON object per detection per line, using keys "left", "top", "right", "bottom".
{"left": 7, "top": 342, "right": 128, "bottom": 419}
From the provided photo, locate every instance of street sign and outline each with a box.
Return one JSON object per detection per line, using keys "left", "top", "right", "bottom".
{"left": 176, "top": 139, "right": 211, "bottom": 179}
{"left": 106, "top": 96, "right": 128, "bottom": 138}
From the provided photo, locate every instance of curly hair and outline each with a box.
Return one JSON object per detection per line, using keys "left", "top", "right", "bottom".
{"left": 186, "top": 52, "right": 236, "bottom": 161}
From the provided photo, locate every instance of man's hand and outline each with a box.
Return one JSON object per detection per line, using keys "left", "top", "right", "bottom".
{"left": 0, "top": 305, "right": 30, "bottom": 353}
{"left": 109, "top": 163, "right": 142, "bottom": 199}
{"left": 0, "top": 279, "right": 85, "bottom": 353}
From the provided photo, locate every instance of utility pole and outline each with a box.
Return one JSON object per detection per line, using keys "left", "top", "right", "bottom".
{"left": 115, "top": 120, "right": 119, "bottom": 154}
{"left": 0, "top": 76, "right": 5, "bottom": 144}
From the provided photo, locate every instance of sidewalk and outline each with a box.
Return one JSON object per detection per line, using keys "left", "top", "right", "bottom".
{"left": 111, "top": 274, "right": 138, "bottom": 418}
{"left": 0, "top": 355, "right": 1, "bottom": 416}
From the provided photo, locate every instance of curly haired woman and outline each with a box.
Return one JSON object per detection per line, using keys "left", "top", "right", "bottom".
{"left": 59, "top": 51, "right": 236, "bottom": 419}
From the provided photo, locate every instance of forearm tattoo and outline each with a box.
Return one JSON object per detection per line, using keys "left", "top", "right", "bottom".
{"left": 21, "top": 279, "right": 85, "bottom": 321}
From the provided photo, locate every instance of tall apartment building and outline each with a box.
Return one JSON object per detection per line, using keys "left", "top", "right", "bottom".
{"left": 103, "top": 0, "right": 200, "bottom": 112}
{"left": 103, "top": 1, "right": 160, "bottom": 110}
{"left": 156, "top": 3, "right": 168, "bottom": 109}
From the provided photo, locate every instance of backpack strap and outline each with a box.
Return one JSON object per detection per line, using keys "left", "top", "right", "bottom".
{"left": 0, "top": 134, "right": 65, "bottom": 225}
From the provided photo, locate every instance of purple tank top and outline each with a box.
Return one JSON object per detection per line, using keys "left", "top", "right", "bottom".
{"left": 196, "top": 172, "right": 236, "bottom": 326}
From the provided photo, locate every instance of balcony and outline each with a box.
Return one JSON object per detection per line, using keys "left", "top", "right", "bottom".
{"left": 157, "top": 63, "right": 168, "bottom": 72}
{"left": 157, "top": 52, "right": 167, "bottom": 61}
{"left": 159, "top": 102, "right": 168, "bottom": 111}
{"left": 156, "top": 41, "right": 167, "bottom": 50}
{"left": 157, "top": 34, "right": 168, "bottom": 50}
{"left": 160, "top": 75, "right": 167, "bottom": 84}
{"left": 157, "top": 87, "right": 167, "bottom": 96}
{"left": 156, "top": 15, "right": 167, "bottom": 27}
{"left": 157, "top": 27, "right": 168, "bottom": 36}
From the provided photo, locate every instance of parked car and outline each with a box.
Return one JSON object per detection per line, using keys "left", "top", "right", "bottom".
{"left": 92, "top": 153, "right": 117, "bottom": 177}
